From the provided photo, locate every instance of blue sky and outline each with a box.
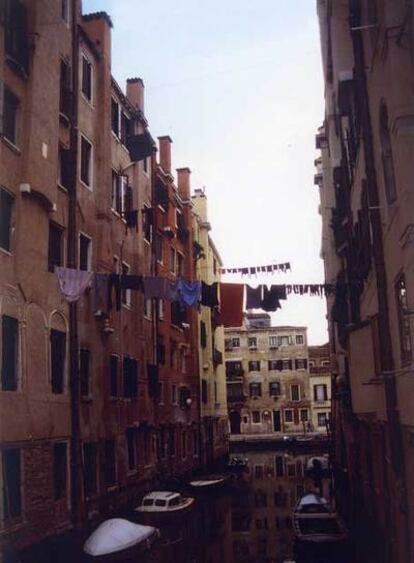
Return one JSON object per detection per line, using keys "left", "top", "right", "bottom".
{"left": 83, "top": 0, "right": 327, "bottom": 344}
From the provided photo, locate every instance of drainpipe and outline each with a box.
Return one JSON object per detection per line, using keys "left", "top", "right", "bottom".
{"left": 349, "top": 1, "right": 410, "bottom": 560}
{"left": 68, "top": 0, "right": 82, "bottom": 529}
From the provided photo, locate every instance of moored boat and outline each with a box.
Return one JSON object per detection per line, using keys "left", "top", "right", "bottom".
{"left": 293, "top": 494, "right": 348, "bottom": 548}
{"left": 83, "top": 518, "right": 159, "bottom": 561}
{"left": 189, "top": 473, "right": 231, "bottom": 491}
{"left": 134, "top": 491, "right": 195, "bottom": 522}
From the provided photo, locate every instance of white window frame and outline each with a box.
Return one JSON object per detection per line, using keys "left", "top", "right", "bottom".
{"left": 269, "top": 335, "right": 278, "bottom": 348}
{"left": 111, "top": 171, "right": 128, "bottom": 217}
{"left": 80, "top": 52, "right": 93, "bottom": 105}
{"left": 248, "top": 336, "right": 257, "bottom": 349}
{"left": 314, "top": 384, "right": 328, "bottom": 402}
{"left": 121, "top": 262, "right": 131, "bottom": 308}
{"left": 290, "top": 384, "right": 300, "bottom": 402}
{"left": 317, "top": 412, "right": 327, "bottom": 427}
{"left": 295, "top": 334, "right": 304, "bottom": 345}
{"left": 232, "top": 337, "right": 240, "bottom": 348}
{"left": 284, "top": 409, "right": 293, "bottom": 423}
{"left": 300, "top": 408, "right": 308, "bottom": 422}
{"left": 78, "top": 232, "right": 92, "bottom": 271}
{"left": 252, "top": 410, "right": 261, "bottom": 424}
{"left": 79, "top": 133, "right": 93, "bottom": 190}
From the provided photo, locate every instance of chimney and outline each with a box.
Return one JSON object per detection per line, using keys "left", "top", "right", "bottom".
{"left": 177, "top": 168, "right": 191, "bottom": 200}
{"left": 126, "top": 77, "right": 145, "bottom": 112}
{"left": 158, "top": 136, "right": 173, "bottom": 174}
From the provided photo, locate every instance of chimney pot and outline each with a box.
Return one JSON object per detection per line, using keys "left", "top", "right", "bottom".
{"left": 126, "top": 77, "right": 145, "bottom": 112}
{"left": 177, "top": 167, "right": 191, "bottom": 199}
{"left": 158, "top": 136, "right": 173, "bottom": 174}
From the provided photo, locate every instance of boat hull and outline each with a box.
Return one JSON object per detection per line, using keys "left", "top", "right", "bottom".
{"left": 83, "top": 529, "right": 158, "bottom": 562}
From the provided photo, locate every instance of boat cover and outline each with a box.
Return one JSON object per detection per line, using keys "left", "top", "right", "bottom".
{"left": 83, "top": 518, "right": 156, "bottom": 556}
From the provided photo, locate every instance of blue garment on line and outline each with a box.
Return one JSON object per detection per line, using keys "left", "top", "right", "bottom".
{"left": 177, "top": 278, "right": 201, "bottom": 308}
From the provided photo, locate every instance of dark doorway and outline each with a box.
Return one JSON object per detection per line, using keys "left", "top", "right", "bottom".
{"left": 273, "top": 410, "right": 281, "bottom": 432}
{"left": 229, "top": 411, "right": 241, "bottom": 434}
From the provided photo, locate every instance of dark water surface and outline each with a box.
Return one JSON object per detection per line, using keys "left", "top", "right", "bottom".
{"left": 136, "top": 448, "right": 346, "bottom": 563}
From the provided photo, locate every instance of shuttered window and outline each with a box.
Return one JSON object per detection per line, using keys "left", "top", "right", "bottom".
{"left": 123, "top": 357, "right": 138, "bottom": 398}
{"left": 51, "top": 329, "right": 66, "bottom": 393}
{"left": 1, "top": 315, "right": 18, "bottom": 391}
{"left": 81, "top": 55, "right": 92, "bottom": 101}
{"left": 0, "top": 188, "right": 13, "bottom": 252}
{"left": 2, "top": 448, "right": 21, "bottom": 519}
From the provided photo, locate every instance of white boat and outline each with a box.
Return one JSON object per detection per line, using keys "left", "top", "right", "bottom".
{"left": 306, "top": 455, "right": 329, "bottom": 472}
{"left": 293, "top": 494, "right": 348, "bottom": 544}
{"left": 134, "top": 491, "right": 195, "bottom": 519}
{"left": 83, "top": 518, "right": 159, "bottom": 560}
{"left": 189, "top": 474, "right": 230, "bottom": 491}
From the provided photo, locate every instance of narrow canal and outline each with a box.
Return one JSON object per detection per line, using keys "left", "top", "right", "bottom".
{"left": 138, "top": 447, "right": 350, "bottom": 563}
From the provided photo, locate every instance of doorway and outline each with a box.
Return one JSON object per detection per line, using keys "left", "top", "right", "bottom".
{"left": 273, "top": 410, "right": 281, "bottom": 432}
{"left": 229, "top": 411, "right": 241, "bottom": 434}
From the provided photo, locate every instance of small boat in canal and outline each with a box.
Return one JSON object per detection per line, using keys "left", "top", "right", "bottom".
{"left": 189, "top": 473, "right": 231, "bottom": 491}
{"left": 83, "top": 518, "right": 159, "bottom": 561}
{"left": 293, "top": 493, "right": 348, "bottom": 547}
{"left": 134, "top": 491, "right": 195, "bottom": 521}
{"left": 227, "top": 455, "right": 249, "bottom": 471}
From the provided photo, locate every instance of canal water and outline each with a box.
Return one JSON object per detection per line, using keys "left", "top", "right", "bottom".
{"left": 136, "top": 447, "right": 348, "bottom": 563}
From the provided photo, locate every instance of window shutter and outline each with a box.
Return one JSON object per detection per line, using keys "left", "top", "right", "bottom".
{"left": 276, "top": 360, "right": 283, "bottom": 371}
{"left": 1, "top": 315, "right": 18, "bottom": 390}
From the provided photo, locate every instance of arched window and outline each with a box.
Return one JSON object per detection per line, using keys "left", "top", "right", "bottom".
{"left": 379, "top": 103, "right": 397, "bottom": 205}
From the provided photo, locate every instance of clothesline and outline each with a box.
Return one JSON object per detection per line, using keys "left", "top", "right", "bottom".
{"left": 219, "top": 261, "right": 291, "bottom": 276}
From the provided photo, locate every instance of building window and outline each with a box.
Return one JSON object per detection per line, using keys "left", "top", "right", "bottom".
{"left": 112, "top": 172, "right": 128, "bottom": 216}
{"left": 53, "top": 442, "right": 67, "bottom": 500}
{"left": 3, "top": 85, "right": 19, "bottom": 145}
{"left": 109, "top": 354, "right": 118, "bottom": 397}
{"left": 81, "top": 54, "right": 92, "bottom": 102}
{"left": 291, "top": 384, "right": 300, "bottom": 401}
{"left": 155, "top": 234, "right": 163, "bottom": 262}
{"left": 379, "top": 103, "right": 397, "bottom": 205}
{"left": 59, "top": 59, "right": 71, "bottom": 117}
{"left": 252, "top": 411, "right": 260, "bottom": 423}
{"left": 314, "top": 384, "right": 328, "bottom": 402}
{"left": 2, "top": 448, "right": 22, "bottom": 520}
{"left": 249, "top": 383, "right": 262, "bottom": 397}
{"left": 104, "top": 439, "right": 116, "bottom": 488}
{"left": 248, "top": 337, "right": 257, "bottom": 348}
{"left": 232, "top": 337, "right": 240, "bottom": 348}
{"left": 48, "top": 222, "right": 63, "bottom": 272}
{"left": 145, "top": 298, "right": 152, "bottom": 319}
{"left": 79, "top": 233, "right": 92, "bottom": 271}
{"left": 0, "top": 187, "right": 13, "bottom": 252}
{"left": 295, "top": 334, "right": 304, "bottom": 345}
{"left": 123, "top": 356, "right": 138, "bottom": 398}
{"left": 61, "top": 0, "right": 70, "bottom": 23}
{"left": 317, "top": 412, "right": 327, "bottom": 427}
{"left": 284, "top": 409, "right": 293, "bottom": 423}
{"left": 268, "top": 360, "right": 278, "bottom": 371}
{"left": 269, "top": 335, "right": 278, "bottom": 348}
{"left": 83, "top": 443, "right": 97, "bottom": 497}
{"left": 142, "top": 207, "right": 153, "bottom": 243}
{"left": 269, "top": 381, "right": 281, "bottom": 396}
{"left": 248, "top": 360, "right": 260, "bottom": 372}
{"left": 182, "top": 430, "right": 187, "bottom": 459}
{"left": 170, "top": 247, "right": 176, "bottom": 273}
{"left": 172, "top": 384, "right": 177, "bottom": 404}
{"left": 79, "top": 348, "right": 91, "bottom": 397}
{"left": 121, "top": 262, "right": 131, "bottom": 307}
{"left": 4, "top": 0, "right": 29, "bottom": 72}
{"left": 120, "top": 112, "right": 130, "bottom": 145}
{"left": 158, "top": 299, "right": 164, "bottom": 320}
{"left": 275, "top": 456, "right": 284, "bottom": 477}
{"left": 395, "top": 274, "right": 412, "bottom": 364}
{"left": 143, "top": 156, "right": 149, "bottom": 174}
{"left": 51, "top": 329, "right": 66, "bottom": 394}
{"left": 295, "top": 358, "right": 307, "bottom": 370}
{"left": 278, "top": 335, "right": 291, "bottom": 346}
{"left": 171, "top": 301, "right": 185, "bottom": 327}
{"left": 282, "top": 359, "right": 292, "bottom": 371}
{"left": 126, "top": 428, "right": 137, "bottom": 471}
{"left": 1, "top": 315, "right": 18, "bottom": 391}
{"left": 80, "top": 135, "right": 92, "bottom": 187}
{"left": 300, "top": 409, "right": 308, "bottom": 422}
{"left": 111, "top": 98, "right": 119, "bottom": 136}
{"left": 58, "top": 145, "right": 71, "bottom": 189}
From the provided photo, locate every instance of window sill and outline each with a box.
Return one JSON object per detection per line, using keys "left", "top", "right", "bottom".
{"left": 80, "top": 179, "right": 93, "bottom": 192}
{"left": 59, "top": 112, "right": 70, "bottom": 127}
{"left": 110, "top": 208, "right": 127, "bottom": 224}
{"left": 1, "top": 136, "right": 21, "bottom": 155}
{"left": 0, "top": 246, "right": 12, "bottom": 257}
{"left": 122, "top": 303, "right": 132, "bottom": 310}
{"left": 57, "top": 183, "right": 69, "bottom": 194}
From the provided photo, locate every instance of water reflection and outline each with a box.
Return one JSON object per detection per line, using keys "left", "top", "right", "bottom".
{"left": 143, "top": 448, "right": 330, "bottom": 563}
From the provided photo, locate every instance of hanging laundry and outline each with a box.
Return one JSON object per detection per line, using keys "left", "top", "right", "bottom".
{"left": 55, "top": 267, "right": 93, "bottom": 303}
{"left": 201, "top": 281, "right": 219, "bottom": 308}
{"left": 261, "top": 285, "right": 282, "bottom": 312}
{"left": 108, "top": 273, "right": 121, "bottom": 311}
{"left": 121, "top": 275, "right": 143, "bottom": 291}
{"left": 93, "top": 273, "right": 110, "bottom": 314}
{"left": 178, "top": 278, "right": 201, "bottom": 308}
{"left": 125, "top": 210, "right": 138, "bottom": 230}
{"left": 143, "top": 276, "right": 168, "bottom": 299}
{"left": 219, "top": 283, "right": 244, "bottom": 327}
{"left": 246, "top": 285, "right": 263, "bottom": 309}
{"left": 166, "top": 280, "right": 180, "bottom": 302}
{"left": 274, "top": 285, "right": 287, "bottom": 300}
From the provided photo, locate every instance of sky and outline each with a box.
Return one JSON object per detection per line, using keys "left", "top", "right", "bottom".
{"left": 83, "top": 0, "right": 327, "bottom": 344}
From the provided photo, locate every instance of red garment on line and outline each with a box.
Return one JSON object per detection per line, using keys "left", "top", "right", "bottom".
{"left": 219, "top": 283, "right": 244, "bottom": 328}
